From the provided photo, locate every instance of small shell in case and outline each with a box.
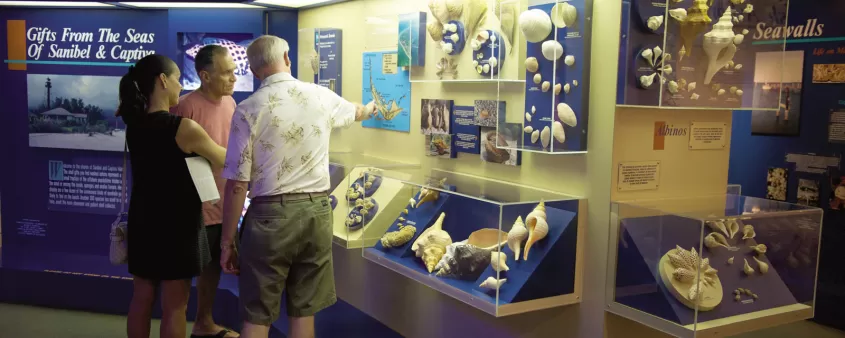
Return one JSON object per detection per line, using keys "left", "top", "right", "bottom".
{"left": 479, "top": 277, "right": 507, "bottom": 290}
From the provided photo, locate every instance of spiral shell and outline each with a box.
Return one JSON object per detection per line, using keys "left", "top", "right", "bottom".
{"left": 673, "top": 267, "right": 697, "bottom": 283}
{"left": 523, "top": 200, "right": 549, "bottom": 260}
{"left": 507, "top": 216, "right": 528, "bottom": 261}
{"left": 479, "top": 277, "right": 506, "bottom": 290}
{"left": 742, "top": 225, "right": 756, "bottom": 240}
{"left": 422, "top": 243, "right": 447, "bottom": 273}
{"left": 743, "top": 258, "right": 755, "bottom": 276}
{"left": 753, "top": 256, "right": 769, "bottom": 274}
{"left": 491, "top": 251, "right": 509, "bottom": 272}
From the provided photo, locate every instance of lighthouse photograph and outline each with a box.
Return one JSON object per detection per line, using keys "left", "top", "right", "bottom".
{"left": 27, "top": 74, "right": 124, "bottom": 152}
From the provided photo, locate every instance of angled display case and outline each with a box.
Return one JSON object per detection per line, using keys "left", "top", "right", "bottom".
{"left": 328, "top": 153, "right": 420, "bottom": 249}
{"left": 606, "top": 194, "right": 822, "bottom": 337}
{"left": 363, "top": 169, "right": 586, "bottom": 317}
{"left": 497, "top": 0, "right": 593, "bottom": 154}
{"left": 617, "top": 0, "right": 789, "bottom": 110}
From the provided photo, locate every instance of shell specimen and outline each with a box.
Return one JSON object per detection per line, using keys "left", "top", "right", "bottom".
{"left": 736, "top": 89, "right": 744, "bottom": 96}
{"left": 754, "top": 257, "right": 769, "bottom": 274}
{"left": 525, "top": 57, "right": 539, "bottom": 72}
{"left": 524, "top": 201, "right": 549, "bottom": 260}
{"left": 507, "top": 216, "right": 528, "bottom": 261}
{"left": 495, "top": 0, "right": 517, "bottom": 51}
{"left": 688, "top": 82, "right": 697, "bottom": 91}
{"left": 703, "top": 9, "right": 738, "bottom": 85}
{"left": 467, "top": 228, "right": 508, "bottom": 250}
{"left": 727, "top": 257, "right": 734, "bottom": 265}
{"left": 717, "top": 89, "right": 726, "bottom": 96}
{"left": 491, "top": 251, "right": 509, "bottom": 272}
{"left": 744, "top": 4, "right": 753, "bottom": 13}
{"left": 749, "top": 244, "right": 767, "bottom": 256}
{"left": 640, "top": 73, "right": 657, "bottom": 88}
{"left": 427, "top": 21, "right": 445, "bottom": 42}
{"left": 554, "top": 83, "right": 562, "bottom": 95}
{"left": 519, "top": 9, "right": 552, "bottom": 43}
{"left": 573, "top": 80, "right": 578, "bottom": 86}
{"left": 552, "top": 121, "right": 566, "bottom": 143}
{"left": 726, "top": 218, "right": 740, "bottom": 239}
{"left": 524, "top": 126, "right": 533, "bottom": 134}
{"left": 464, "top": 0, "right": 489, "bottom": 42}
{"left": 669, "top": 8, "right": 687, "bottom": 22}
{"left": 542, "top": 81, "right": 551, "bottom": 92}
{"left": 411, "top": 212, "right": 453, "bottom": 274}
{"left": 742, "top": 225, "right": 756, "bottom": 240}
{"left": 436, "top": 243, "right": 492, "bottom": 280}
{"left": 691, "top": 93, "right": 700, "bottom": 100}
{"left": 534, "top": 73, "right": 542, "bottom": 84}
{"left": 480, "top": 277, "right": 507, "bottom": 290}
{"left": 381, "top": 225, "right": 417, "bottom": 248}
{"left": 667, "top": 246, "right": 719, "bottom": 303}
{"left": 678, "top": 0, "right": 713, "bottom": 62}
{"left": 563, "top": 83, "right": 571, "bottom": 94}
{"left": 565, "top": 55, "right": 575, "bottom": 66}
{"left": 541, "top": 40, "right": 564, "bottom": 61}
{"left": 557, "top": 103, "right": 577, "bottom": 127}
{"left": 641, "top": 49, "right": 654, "bottom": 67}
{"left": 734, "top": 34, "right": 744, "bottom": 45}
{"left": 550, "top": 2, "right": 577, "bottom": 28}
{"left": 540, "top": 126, "right": 551, "bottom": 149}
{"left": 668, "top": 80, "right": 680, "bottom": 94}
{"left": 525, "top": 112, "right": 532, "bottom": 122}
{"left": 346, "top": 183, "right": 365, "bottom": 202}
{"left": 531, "top": 130, "right": 540, "bottom": 144}
{"left": 706, "top": 220, "right": 729, "bottom": 238}
{"left": 704, "top": 232, "right": 731, "bottom": 250}
{"left": 416, "top": 187, "right": 441, "bottom": 209}
{"left": 743, "top": 258, "right": 755, "bottom": 276}
{"left": 647, "top": 15, "right": 664, "bottom": 32}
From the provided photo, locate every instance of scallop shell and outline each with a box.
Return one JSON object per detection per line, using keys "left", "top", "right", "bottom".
{"left": 533, "top": 73, "right": 542, "bottom": 84}
{"left": 550, "top": 2, "right": 577, "bottom": 28}
{"left": 479, "top": 277, "right": 506, "bottom": 290}
{"left": 552, "top": 121, "right": 566, "bottom": 143}
{"left": 541, "top": 40, "right": 564, "bottom": 61}
{"left": 540, "top": 126, "right": 551, "bottom": 149}
{"left": 380, "top": 225, "right": 417, "bottom": 248}
{"left": 554, "top": 83, "right": 562, "bottom": 95}
{"left": 435, "top": 243, "right": 492, "bottom": 279}
{"left": 743, "top": 258, "right": 755, "bottom": 276}
{"left": 542, "top": 81, "right": 551, "bottom": 92}
{"left": 519, "top": 9, "right": 552, "bottom": 43}
{"left": 753, "top": 256, "right": 769, "bottom": 274}
{"left": 563, "top": 83, "right": 571, "bottom": 94}
{"left": 523, "top": 201, "right": 549, "bottom": 260}
{"left": 564, "top": 55, "right": 575, "bottom": 66}
{"left": 525, "top": 57, "right": 539, "bottom": 72}
{"left": 524, "top": 126, "right": 533, "bottom": 134}
{"left": 507, "top": 216, "right": 528, "bottom": 261}
{"left": 557, "top": 103, "right": 577, "bottom": 127}
{"left": 742, "top": 224, "right": 756, "bottom": 240}
{"left": 491, "top": 251, "right": 509, "bottom": 272}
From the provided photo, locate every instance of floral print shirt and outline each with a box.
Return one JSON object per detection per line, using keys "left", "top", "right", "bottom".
{"left": 222, "top": 72, "right": 355, "bottom": 197}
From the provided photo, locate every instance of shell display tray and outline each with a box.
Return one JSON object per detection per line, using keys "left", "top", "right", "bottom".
{"left": 346, "top": 199, "right": 380, "bottom": 231}
{"left": 613, "top": 215, "right": 804, "bottom": 326}
{"left": 365, "top": 197, "right": 580, "bottom": 309}
{"left": 329, "top": 167, "right": 408, "bottom": 249}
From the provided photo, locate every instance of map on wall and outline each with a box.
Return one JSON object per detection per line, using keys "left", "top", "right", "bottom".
{"left": 362, "top": 50, "right": 411, "bottom": 132}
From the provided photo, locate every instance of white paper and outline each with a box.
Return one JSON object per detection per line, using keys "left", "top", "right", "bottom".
{"left": 185, "top": 157, "right": 220, "bottom": 203}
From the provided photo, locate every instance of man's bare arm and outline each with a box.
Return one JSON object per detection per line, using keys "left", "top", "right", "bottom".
{"left": 354, "top": 102, "right": 375, "bottom": 121}
{"left": 221, "top": 180, "right": 249, "bottom": 247}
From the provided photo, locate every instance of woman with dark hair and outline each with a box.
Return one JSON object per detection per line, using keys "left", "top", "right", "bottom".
{"left": 119, "top": 54, "right": 227, "bottom": 338}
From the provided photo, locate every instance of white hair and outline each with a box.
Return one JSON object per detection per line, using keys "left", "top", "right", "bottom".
{"left": 247, "top": 35, "right": 290, "bottom": 70}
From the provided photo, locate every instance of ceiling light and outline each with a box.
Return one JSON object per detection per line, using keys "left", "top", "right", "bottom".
{"left": 253, "top": 0, "right": 335, "bottom": 8}
{"left": 118, "top": 2, "right": 264, "bottom": 9}
{"left": 0, "top": 1, "right": 114, "bottom": 7}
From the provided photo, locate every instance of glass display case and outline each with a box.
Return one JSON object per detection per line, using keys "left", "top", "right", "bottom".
{"left": 496, "top": 0, "right": 593, "bottom": 154}
{"left": 606, "top": 194, "right": 822, "bottom": 337}
{"left": 617, "top": 0, "right": 790, "bottom": 110}
{"left": 328, "top": 153, "right": 421, "bottom": 249}
{"left": 363, "top": 169, "right": 585, "bottom": 317}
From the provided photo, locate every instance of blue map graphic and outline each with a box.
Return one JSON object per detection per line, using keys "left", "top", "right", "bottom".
{"left": 362, "top": 51, "right": 411, "bottom": 132}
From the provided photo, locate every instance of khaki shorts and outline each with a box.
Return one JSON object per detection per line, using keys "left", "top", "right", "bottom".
{"left": 239, "top": 192, "right": 336, "bottom": 324}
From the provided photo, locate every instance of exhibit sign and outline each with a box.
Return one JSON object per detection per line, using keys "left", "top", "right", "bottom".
{"left": 451, "top": 105, "right": 480, "bottom": 154}
{"left": 177, "top": 32, "right": 255, "bottom": 92}
{"left": 617, "top": 161, "right": 661, "bottom": 192}
{"left": 362, "top": 50, "right": 411, "bottom": 132}
{"left": 688, "top": 122, "right": 727, "bottom": 150}
{"left": 315, "top": 28, "right": 342, "bottom": 95}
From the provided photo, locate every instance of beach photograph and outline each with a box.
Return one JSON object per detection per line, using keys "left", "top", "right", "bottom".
{"left": 27, "top": 74, "right": 125, "bottom": 152}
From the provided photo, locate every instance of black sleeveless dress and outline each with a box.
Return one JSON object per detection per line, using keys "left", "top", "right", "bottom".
{"left": 125, "top": 112, "right": 210, "bottom": 280}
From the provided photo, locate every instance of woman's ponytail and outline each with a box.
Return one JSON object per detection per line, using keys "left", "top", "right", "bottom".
{"left": 116, "top": 55, "right": 178, "bottom": 125}
{"left": 117, "top": 66, "right": 146, "bottom": 125}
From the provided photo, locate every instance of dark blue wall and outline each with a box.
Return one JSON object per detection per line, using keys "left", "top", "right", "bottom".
{"left": 728, "top": 0, "right": 845, "bottom": 330}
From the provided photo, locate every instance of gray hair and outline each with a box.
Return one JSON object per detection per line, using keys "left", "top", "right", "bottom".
{"left": 247, "top": 35, "right": 290, "bottom": 70}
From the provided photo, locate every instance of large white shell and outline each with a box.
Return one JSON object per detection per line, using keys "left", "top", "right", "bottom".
{"left": 541, "top": 40, "right": 564, "bottom": 61}
{"left": 552, "top": 121, "right": 565, "bottom": 143}
{"left": 550, "top": 2, "right": 577, "bottom": 28}
{"left": 525, "top": 57, "right": 539, "bottom": 72}
{"left": 531, "top": 130, "right": 540, "bottom": 144}
{"left": 533, "top": 73, "right": 542, "bottom": 84}
{"left": 524, "top": 201, "right": 549, "bottom": 260}
{"left": 557, "top": 103, "right": 577, "bottom": 127}
{"left": 540, "top": 126, "right": 551, "bottom": 148}
{"left": 518, "top": 9, "right": 552, "bottom": 43}
{"left": 491, "top": 251, "right": 509, "bottom": 272}
{"left": 479, "top": 277, "right": 507, "bottom": 290}
{"left": 565, "top": 55, "right": 575, "bottom": 66}
{"left": 507, "top": 216, "right": 528, "bottom": 260}
{"left": 524, "top": 126, "right": 533, "bottom": 134}
{"left": 647, "top": 15, "right": 664, "bottom": 32}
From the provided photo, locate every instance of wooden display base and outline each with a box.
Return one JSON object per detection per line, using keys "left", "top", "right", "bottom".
{"left": 657, "top": 250, "right": 723, "bottom": 312}
{"left": 329, "top": 167, "right": 411, "bottom": 249}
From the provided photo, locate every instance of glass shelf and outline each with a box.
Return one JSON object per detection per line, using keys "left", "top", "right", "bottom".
{"left": 606, "top": 194, "right": 822, "bottom": 337}
{"left": 362, "top": 169, "right": 586, "bottom": 317}
{"left": 616, "top": 0, "right": 790, "bottom": 110}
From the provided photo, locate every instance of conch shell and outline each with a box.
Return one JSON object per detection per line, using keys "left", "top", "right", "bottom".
{"left": 411, "top": 212, "right": 452, "bottom": 262}
{"left": 436, "top": 243, "right": 491, "bottom": 279}
{"left": 479, "top": 277, "right": 506, "bottom": 290}
{"left": 704, "top": 232, "right": 732, "bottom": 250}
{"left": 678, "top": 0, "right": 712, "bottom": 62}
{"left": 416, "top": 187, "right": 441, "bottom": 208}
{"left": 491, "top": 251, "right": 509, "bottom": 272}
{"left": 523, "top": 200, "right": 549, "bottom": 260}
{"left": 702, "top": 9, "right": 738, "bottom": 84}
{"left": 742, "top": 224, "right": 756, "bottom": 240}
{"left": 422, "top": 244, "right": 448, "bottom": 273}
{"left": 507, "top": 216, "right": 528, "bottom": 260}
{"left": 726, "top": 218, "right": 740, "bottom": 239}
{"left": 753, "top": 256, "right": 769, "bottom": 274}
{"left": 380, "top": 225, "right": 417, "bottom": 248}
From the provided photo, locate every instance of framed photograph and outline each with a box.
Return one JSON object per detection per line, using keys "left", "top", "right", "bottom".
{"left": 421, "top": 99, "right": 453, "bottom": 135}
{"left": 425, "top": 133, "right": 455, "bottom": 158}
{"left": 177, "top": 32, "right": 255, "bottom": 92}
{"left": 766, "top": 167, "right": 788, "bottom": 201}
{"left": 812, "top": 64, "right": 845, "bottom": 84}
{"left": 751, "top": 51, "right": 804, "bottom": 137}
{"left": 797, "top": 179, "right": 819, "bottom": 207}
{"left": 480, "top": 124, "right": 521, "bottom": 166}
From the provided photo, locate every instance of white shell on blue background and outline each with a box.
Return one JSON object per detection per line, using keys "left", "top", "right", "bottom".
{"left": 552, "top": 121, "right": 565, "bottom": 143}
{"left": 565, "top": 55, "right": 575, "bottom": 66}
{"left": 519, "top": 9, "right": 552, "bottom": 43}
{"left": 557, "top": 103, "right": 577, "bottom": 127}
{"left": 550, "top": 2, "right": 577, "bottom": 28}
{"left": 541, "top": 40, "right": 564, "bottom": 61}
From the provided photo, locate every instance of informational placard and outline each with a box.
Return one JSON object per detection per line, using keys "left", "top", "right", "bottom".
{"left": 451, "top": 105, "right": 480, "bottom": 154}
{"left": 618, "top": 161, "right": 661, "bottom": 192}
{"left": 688, "top": 122, "right": 727, "bottom": 150}
{"left": 785, "top": 153, "right": 840, "bottom": 174}
{"left": 315, "top": 28, "right": 343, "bottom": 95}
{"left": 382, "top": 53, "right": 398, "bottom": 75}
{"left": 828, "top": 110, "right": 845, "bottom": 143}
{"left": 47, "top": 159, "right": 127, "bottom": 214}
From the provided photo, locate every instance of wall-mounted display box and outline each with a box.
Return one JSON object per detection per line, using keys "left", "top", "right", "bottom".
{"left": 363, "top": 169, "right": 586, "bottom": 317}
{"left": 606, "top": 195, "right": 822, "bottom": 337}
{"left": 328, "top": 153, "right": 420, "bottom": 249}
{"left": 617, "top": 0, "right": 789, "bottom": 110}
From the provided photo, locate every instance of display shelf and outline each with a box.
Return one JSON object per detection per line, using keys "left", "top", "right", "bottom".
{"left": 496, "top": 0, "right": 593, "bottom": 154}
{"left": 363, "top": 169, "right": 586, "bottom": 317}
{"left": 616, "top": 0, "right": 789, "bottom": 110}
{"left": 328, "top": 153, "right": 421, "bottom": 249}
{"left": 606, "top": 194, "right": 822, "bottom": 337}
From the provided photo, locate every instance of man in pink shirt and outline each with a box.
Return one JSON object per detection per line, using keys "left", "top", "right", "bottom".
{"left": 171, "top": 45, "right": 239, "bottom": 338}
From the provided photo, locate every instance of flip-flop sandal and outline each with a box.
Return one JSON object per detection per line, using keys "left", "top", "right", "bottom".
{"left": 190, "top": 329, "right": 238, "bottom": 338}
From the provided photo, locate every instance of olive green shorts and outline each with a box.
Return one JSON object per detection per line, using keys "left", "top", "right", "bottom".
{"left": 239, "top": 192, "right": 336, "bottom": 324}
